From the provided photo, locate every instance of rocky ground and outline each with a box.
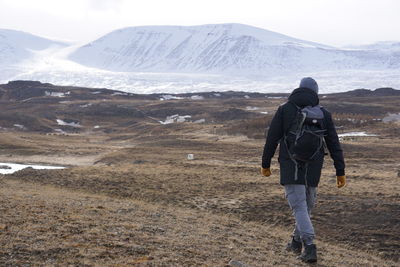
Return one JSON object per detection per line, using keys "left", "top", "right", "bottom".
{"left": 0, "top": 81, "right": 399, "bottom": 266}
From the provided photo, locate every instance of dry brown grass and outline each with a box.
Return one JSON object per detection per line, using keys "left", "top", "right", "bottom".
{"left": 1, "top": 179, "right": 396, "bottom": 267}
{"left": 1, "top": 91, "right": 400, "bottom": 266}
{"left": 220, "top": 116, "right": 273, "bottom": 139}
{"left": 2, "top": 132, "right": 399, "bottom": 265}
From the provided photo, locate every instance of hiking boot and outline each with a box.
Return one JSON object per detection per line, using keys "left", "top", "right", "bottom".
{"left": 286, "top": 237, "right": 302, "bottom": 254}
{"left": 299, "top": 244, "right": 317, "bottom": 263}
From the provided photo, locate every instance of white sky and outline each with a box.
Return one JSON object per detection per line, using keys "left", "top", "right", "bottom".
{"left": 1, "top": 0, "right": 399, "bottom": 47}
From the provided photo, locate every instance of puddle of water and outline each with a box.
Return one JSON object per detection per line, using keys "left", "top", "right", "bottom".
{"left": 0, "top": 162, "right": 64, "bottom": 174}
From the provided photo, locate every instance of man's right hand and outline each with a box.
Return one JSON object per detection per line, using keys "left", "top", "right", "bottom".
{"left": 261, "top": 167, "right": 271, "bottom": 177}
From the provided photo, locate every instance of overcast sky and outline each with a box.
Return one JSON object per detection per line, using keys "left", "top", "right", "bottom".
{"left": 1, "top": 0, "right": 399, "bottom": 47}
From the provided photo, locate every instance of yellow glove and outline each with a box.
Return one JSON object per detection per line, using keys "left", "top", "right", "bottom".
{"left": 261, "top": 167, "right": 271, "bottom": 177}
{"left": 336, "top": 175, "right": 346, "bottom": 188}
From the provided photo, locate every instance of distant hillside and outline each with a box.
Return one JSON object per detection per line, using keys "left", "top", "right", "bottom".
{"left": 0, "top": 29, "right": 66, "bottom": 66}
{"left": 1, "top": 81, "right": 399, "bottom": 101}
{"left": 328, "top": 87, "right": 400, "bottom": 97}
{"left": 1, "top": 25, "right": 400, "bottom": 93}
{"left": 69, "top": 23, "right": 400, "bottom": 76}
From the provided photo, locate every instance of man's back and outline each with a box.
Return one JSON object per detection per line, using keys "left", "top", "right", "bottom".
{"left": 261, "top": 86, "right": 345, "bottom": 186}
{"left": 260, "top": 77, "right": 346, "bottom": 264}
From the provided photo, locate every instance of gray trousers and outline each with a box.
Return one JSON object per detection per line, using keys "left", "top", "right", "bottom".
{"left": 284, "top": 184, "right": 317, "bottom": 245}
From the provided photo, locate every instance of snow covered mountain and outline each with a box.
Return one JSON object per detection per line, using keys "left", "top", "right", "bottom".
{"left": 69, "top": 23, "right": 400, "bottom": 76}
{"left": 0, "top": 29, "right": 66, "bottom": 66}
{"left": 0, "top": 29, "right": 67, "bottom": 82}
{"left": 346, "top": 41, "right": 400, "bottom": 51}
{"left": 0, "top": 24, "right": 399, "bottom": 94}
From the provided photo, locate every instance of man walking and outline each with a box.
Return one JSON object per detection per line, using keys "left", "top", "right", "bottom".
{"left": 261, "top": 77, "right": 346, "bottom": 263}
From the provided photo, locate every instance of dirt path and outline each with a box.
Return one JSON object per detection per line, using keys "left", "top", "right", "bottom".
{"left": 0, "top": 179, "right": 396, "bottom": 266}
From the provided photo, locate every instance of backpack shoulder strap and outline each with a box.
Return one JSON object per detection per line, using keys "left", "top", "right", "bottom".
{"left": 319, "top": 106, "right": 330, "bottom": 129}
{"left": 284, "top": 101, "right": 304, "bottom": 135}
{"left": 287, "top": 100, "right": 301, "bottom": 110}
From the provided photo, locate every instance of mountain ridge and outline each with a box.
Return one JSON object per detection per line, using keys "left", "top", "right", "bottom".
{"left": 0, "top": 28, "right": 67, "bottom": 66}
{"left": 68, "top": 23, "right": 400, "bottom": 76}
{"left": 1, "top": 24, "right": 400, "bottom": 93}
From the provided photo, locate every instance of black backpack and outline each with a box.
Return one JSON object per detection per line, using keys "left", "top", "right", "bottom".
{"left": 284, "top": 103, "right": 327, "bottom": 163}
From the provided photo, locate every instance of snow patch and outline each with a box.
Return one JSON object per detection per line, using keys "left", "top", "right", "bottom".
{"left": 79, "top": 103, "right": 92, "bottom": 108}
{"left": 338, "top": 132, "right": 377, "bottom": 137}
{"left": 383, "top": 113, "right": 400, "bottom": 123}
{"left": 194, "top": 119, "right": 206, "bottom": 124}
{"left": 13, "top": 124, "right": 25, "bottom": 130}
{"left": 111, "top": 92, "right": 128, "bottom": 96}
{"left": 0, "top": 162, "right": 64, "bottom": 174}
{"left": 160, "top": 95, "right": 185, "bottom": 100}
{"left": 159, "top": 114, "right": 192, "bottom": 125}
{"left": 56, "top": 119, "right": 81, "bottom": 127}
{"left": 45, "top": 91, "right": 70, "bottom": 97}
{"left": 246, "top": 106, "right": 259, "bottom": 111}
{"left": 54, "top": 129, "right": 66, "bottom": 134}
{"left": 191, "top": 95, "right": 204, "bottom": 100}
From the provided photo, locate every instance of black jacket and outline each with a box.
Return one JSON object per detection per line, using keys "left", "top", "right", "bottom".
{"left": 262, "top": 87, "right": 345, "bottom": 186}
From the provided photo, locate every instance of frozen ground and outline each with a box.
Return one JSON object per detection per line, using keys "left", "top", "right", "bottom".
{"left": 1, "top": 46, "right": 399, "bottom": 94}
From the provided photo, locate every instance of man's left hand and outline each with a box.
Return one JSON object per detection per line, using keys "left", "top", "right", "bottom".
{"left": 261, "top": 167, "right": 271, "bottom": 177}
{"left": 336, "top": 175, "right": 346, "bottom": 188}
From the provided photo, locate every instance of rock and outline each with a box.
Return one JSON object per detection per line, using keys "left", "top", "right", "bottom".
{"left": 228, "top": 259, "right": 248, "bottom": 267}
{"left": 0, "top": 165, "right": 12, "bottom": 170}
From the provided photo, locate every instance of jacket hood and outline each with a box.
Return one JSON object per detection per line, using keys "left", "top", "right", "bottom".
{"left": 299, "top": 77, "right": 319, "bottom": 94}
{"left": 288, "top": 87, "right": 319, "bottom": 107}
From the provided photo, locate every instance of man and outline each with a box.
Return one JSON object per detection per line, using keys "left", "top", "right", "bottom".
{"left": 261, "top": 77, "right": 346, "bottom": 263}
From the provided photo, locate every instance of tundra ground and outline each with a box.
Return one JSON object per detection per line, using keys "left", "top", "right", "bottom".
{"left": 0, "top": 81, "right": 399, "bottom": 266}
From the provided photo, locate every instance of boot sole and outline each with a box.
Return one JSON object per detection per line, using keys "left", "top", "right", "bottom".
{"left": 286, "top": 248, "right": 302, "bottom": 254}
{"left": 302, "top": 258, "right": 317, "bottom": 264}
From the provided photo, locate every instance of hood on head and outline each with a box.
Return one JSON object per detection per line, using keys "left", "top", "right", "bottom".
{"left": 299, "top": 77, "right": 319, "bottom": 94}
{"left": 288, "top": 87, "right": 319, "bottom": 107}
